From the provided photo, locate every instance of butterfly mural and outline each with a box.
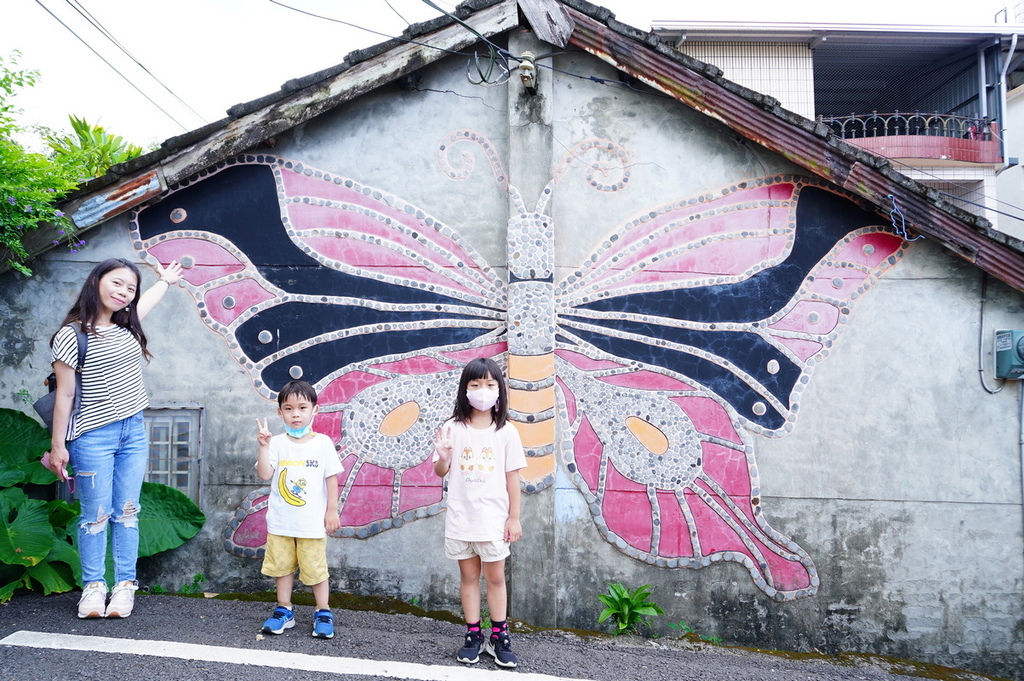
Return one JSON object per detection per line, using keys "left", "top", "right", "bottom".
{"left": 130, "top": 130, "right": 904, "bottom": 602}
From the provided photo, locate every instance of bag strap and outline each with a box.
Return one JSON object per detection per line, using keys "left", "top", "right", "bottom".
{"left": 70, "top": 321, "right": 88, "bottom": 373}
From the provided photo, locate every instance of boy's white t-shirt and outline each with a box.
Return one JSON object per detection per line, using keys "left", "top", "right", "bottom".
{"left": 434, "top": 419, "right": 526, "bottom": 542}
{"left": 265, "top": 432, "right": 343, "bottom": 538}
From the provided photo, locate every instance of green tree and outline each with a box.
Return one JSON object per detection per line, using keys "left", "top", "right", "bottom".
{"left": 0, "top": 51, "right": 145, "bottom": 275}
{"left": 46, "top": 115, "right": 143, "bottom": 181}
{"left": 0, "top": 51, "right": 80, "bottom": 275}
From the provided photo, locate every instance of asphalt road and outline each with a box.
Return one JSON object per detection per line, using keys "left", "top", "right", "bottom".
{"left": 0, "top": 591, "right": 1005, "bottom": 681}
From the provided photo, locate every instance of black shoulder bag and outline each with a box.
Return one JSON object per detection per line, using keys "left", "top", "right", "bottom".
{"left": 33, "top": 321, "right": 89, "bottom": 436}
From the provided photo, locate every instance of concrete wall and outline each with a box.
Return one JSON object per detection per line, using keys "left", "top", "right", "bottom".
{"left": 1, "top": 32, "right": 1022, "bottom": 679}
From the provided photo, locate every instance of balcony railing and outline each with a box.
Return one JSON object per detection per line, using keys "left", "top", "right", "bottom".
{"left": 817, "top": 111, "right": 993, "bottom": 141}
{"left": 817, "top": 111, "right": 1001, "bottom": 164}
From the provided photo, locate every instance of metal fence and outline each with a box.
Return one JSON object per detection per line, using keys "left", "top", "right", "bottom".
{"left": 817, "top": 111, "right": 993, "bottom": 141}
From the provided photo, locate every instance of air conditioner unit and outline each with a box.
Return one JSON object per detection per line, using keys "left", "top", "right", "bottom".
{"left": 994, "top": 329, "right": 1024, "bottom": 379}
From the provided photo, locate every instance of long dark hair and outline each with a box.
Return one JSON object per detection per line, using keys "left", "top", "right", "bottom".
{"left": 451, "top": 357, "right": 509, "bottom": 429}
{"left": 51, "top": 258, "right": 151, "bottom": 360}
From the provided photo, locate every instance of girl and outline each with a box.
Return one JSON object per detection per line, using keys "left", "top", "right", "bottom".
{"left": 45, "top": 257, "right": 182, "bottom": 619}
{"left": 433, "top": 357, "right": 526, "bottom": 668}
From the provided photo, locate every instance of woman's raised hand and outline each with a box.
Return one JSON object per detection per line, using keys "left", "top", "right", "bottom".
{"left": 155, "top": 260, "right": 183, "bottom": 285}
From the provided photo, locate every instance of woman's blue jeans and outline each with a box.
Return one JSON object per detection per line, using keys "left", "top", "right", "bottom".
{"left": 68, "top": 411, "right": 147, "bottom": 585}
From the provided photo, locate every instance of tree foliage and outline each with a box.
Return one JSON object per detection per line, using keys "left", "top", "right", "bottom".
{"left": 0, "top": 53, "right": 79, "bottom": 275}
{"left": 0, "top": 51, "right": 144, "bottom": 275}
{"left": 46, "top": 115, "right": 143, "bottom": 181}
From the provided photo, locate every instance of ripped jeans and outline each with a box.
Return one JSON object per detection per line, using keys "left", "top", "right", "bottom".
{"left": 68, "top": 411, "right": 147, "bottom": 585}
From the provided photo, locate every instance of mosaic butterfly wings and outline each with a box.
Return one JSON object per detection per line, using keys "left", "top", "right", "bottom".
{"left": 130, "top": 131, "right": 904, "bottom": 601}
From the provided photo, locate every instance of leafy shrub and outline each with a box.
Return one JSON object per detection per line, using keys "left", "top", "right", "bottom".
{"left": 45, "top": 115, "right": 143, "bottom": 181}
{"left": 597, "top": 582, "right": 665, "bottom": 635}
{"left": 0, "top": 52, "right": 80, "bottom": 275}
{"left": 0, "top": 408, "right": 206, "bottom": 602}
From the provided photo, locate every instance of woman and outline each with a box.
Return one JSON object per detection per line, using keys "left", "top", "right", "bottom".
{"left": 45, "top": 257, "right": 182, "bottom": 619}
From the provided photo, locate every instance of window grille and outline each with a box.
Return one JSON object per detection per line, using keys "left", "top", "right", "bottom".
{"left": 145, "top": 407, "right": 203, "bottom": 506}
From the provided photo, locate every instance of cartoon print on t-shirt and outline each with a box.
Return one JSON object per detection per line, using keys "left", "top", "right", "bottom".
{"left": 460, "top": 444, "right": 495, "bottom": 484}
{"left": 277, "top": 467, "right": 307, "bottom": 506}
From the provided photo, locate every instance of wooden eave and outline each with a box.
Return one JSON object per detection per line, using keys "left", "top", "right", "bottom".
{"left": 20, "top": 0, "right": 1024, "bottom": 292}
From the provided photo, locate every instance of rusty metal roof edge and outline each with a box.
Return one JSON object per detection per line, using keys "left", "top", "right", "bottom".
{"left": 30, "top": 0, "right": 1024, "bottom": 291}
{"left": 563, "top": 4, "right": 1024, "bottom": 291}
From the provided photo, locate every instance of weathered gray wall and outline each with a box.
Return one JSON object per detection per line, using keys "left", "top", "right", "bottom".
{"left": 1, "top": 32, "right": 1022, "bottom": 679}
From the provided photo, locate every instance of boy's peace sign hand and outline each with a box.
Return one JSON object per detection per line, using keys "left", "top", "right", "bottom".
{"left": 255, "top": 418, "right": 272, "bottom": 447}
{"left": 433, "top": 424, "right": 454, "bottom": 463}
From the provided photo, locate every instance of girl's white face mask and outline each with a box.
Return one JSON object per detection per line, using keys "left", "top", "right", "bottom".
{"left": 466, "top": 387, "right": 499, "bottom": 411}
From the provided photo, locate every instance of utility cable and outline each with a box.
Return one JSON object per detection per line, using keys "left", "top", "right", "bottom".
{"left": 979, "top": 273, "right": 1006, "bottom": 394}
{"left": 33, "top": 0, "right": 190, "bottom": 131}
{"left": 888, "top": 156, "right": 1024, "bottom": 223}
{"left": 269, "top": 0, "right": 473, "bottom": 59}
{"left": 63, "top": 0, "right": 208, "bottom": 124}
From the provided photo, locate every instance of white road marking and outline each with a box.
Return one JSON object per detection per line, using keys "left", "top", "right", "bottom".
{"left": 0, "top": 630, "right": 590, "bottom": 681}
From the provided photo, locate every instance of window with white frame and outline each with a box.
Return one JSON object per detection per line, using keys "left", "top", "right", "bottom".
{"left": 145, "top": 407, "right": 203, "bottom": 506}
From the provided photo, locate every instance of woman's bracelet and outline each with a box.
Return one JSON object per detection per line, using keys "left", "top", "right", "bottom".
{"left": 158, "top": 278, "right": 174, "bottom": 285}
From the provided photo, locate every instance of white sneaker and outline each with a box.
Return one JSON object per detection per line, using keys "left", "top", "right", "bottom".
{"left": 105, "top": 580, "right": 139, "bottom": 618}
{"left": 78, "top": 582, "right": 107, "bottom": 619}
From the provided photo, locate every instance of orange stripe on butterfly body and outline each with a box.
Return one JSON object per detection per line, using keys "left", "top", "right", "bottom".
{"left": 507, "top": 352, "right": 556, "bottom": 486}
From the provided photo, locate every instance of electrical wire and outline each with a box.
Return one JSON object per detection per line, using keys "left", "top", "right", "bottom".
{"left": 979, "top": 273, "right": 1006, "bottom": 394}
{"left": 62, "top": 0, "right": 208, "bottom": 124}
{"left": 33, "top": 0, "right": 191, "bottom": 131}
{"left": 384, "top": 0, "right": 409, "bottom": 25}
{"left": 888, "top": 156, "right": 1024, "bottom": 224}
{"left": 268, "top": 0, "right": 473, "bottom": 60}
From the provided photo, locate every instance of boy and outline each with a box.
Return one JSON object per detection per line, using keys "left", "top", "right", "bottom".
{"left": 255, "top": 380, "right": 342, "bottom": 638}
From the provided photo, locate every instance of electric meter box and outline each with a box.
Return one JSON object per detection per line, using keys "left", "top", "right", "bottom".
{"left": 994, "top": 329, "right": 1024, "bottom": 379}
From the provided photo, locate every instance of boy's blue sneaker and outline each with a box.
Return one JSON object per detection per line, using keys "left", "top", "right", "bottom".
{"left": 261, "top": 606, "right": 295, "bottom": 634}
{"left": 456, "top": 631, "right": 484, "bottom": 664}
{"left": 485, "top": 632, "right": 519, "bottom": 668}
{"left": 312, "top": 609, "right": 334, "bottom": 639}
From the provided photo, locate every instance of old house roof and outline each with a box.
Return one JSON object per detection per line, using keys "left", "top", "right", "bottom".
{"left": 26, "top": 0, "right": 1024, "bottom": 291}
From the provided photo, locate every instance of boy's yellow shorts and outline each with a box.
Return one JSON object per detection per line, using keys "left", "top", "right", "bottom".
{"left": 261, "top": 534, "right": 328, "bottom": 586}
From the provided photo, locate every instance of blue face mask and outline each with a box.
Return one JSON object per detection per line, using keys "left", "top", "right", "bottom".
{"left": 286, "top": 424, "right": 312, "bottom": 438}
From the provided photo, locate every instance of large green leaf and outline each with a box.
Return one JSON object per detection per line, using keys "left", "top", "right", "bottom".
{"left": 138, "top": 482, "right": 205, "bottom": 557}
{"left": 46, "top": 498, "right": 79, "bottom": 532}
{"left": 0, "top": 408, "right": 53, "bottom": 487}
{"left": 24, "top": 556, "right": 76, "bottom": 595}
{"left": 0, "top": 572, "right": 24, "bottom": 602}
{"left": 0, "top": 494, "right": 53, "bottom": 567}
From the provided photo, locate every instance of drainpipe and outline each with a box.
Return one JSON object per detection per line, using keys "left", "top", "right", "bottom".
{"left": 997, "top": 33, "right": 1019, "bottom": 175}
{"left": 979, "top": 46, "right": 990, "bottom": 121}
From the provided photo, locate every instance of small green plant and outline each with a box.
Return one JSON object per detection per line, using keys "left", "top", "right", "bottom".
{"left": 597, "top": 582, "right": 664, "bottom": 635}
{"left": 669, "top": 620, "right": 723, "bottom": 645}
{"left": 147, "top": 583, "right": 168, "bottom": 595}
{"left": 178, "top": 573, "right": 206, "bottom": 594}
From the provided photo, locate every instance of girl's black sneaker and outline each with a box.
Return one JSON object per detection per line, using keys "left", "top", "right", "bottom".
{"left": 485, "top": 632, "right": 519, "bottom": 668}
{"left": 457, "top": 631, "right": 484, "bottom": 664}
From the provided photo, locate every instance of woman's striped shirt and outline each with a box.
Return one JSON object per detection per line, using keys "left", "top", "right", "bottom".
{"left": 51, "top": 324, "right": 148, "bottom": 440}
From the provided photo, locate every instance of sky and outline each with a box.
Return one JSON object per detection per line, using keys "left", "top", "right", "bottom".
{"left": 0, "top": 0, "right": 1014, "bottom": 150}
